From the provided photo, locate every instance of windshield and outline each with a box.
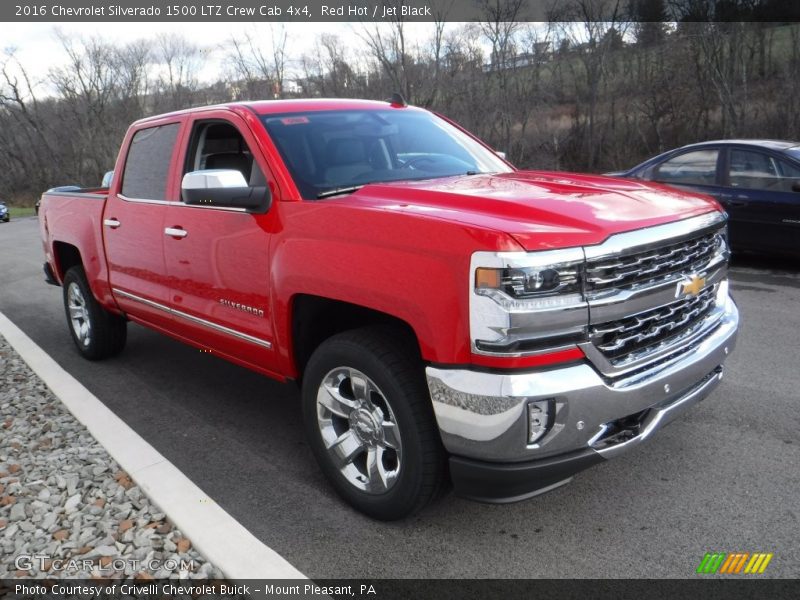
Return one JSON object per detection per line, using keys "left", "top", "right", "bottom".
{"left": 261, "top": 109, "right": 512, "bottom": 199}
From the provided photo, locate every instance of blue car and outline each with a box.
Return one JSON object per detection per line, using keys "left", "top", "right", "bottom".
{"left": 0, "top": 201, "right": 8, "bottom": 222}
{"left": 610, "top": 140, "right": 800, "bottom": 258}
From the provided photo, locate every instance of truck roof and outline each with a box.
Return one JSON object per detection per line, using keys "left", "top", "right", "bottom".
{"left": 133, "top": 98, "right": 417, "bottom": 126}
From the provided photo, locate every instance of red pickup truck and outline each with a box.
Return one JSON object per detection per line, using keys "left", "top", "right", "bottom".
{"left": 39, "top": 99, "right": 739, "bottom": 519}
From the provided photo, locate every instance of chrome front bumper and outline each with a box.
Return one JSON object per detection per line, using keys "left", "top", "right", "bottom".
{"left": 426, "top": 294, "right": 739, "bottom": 469}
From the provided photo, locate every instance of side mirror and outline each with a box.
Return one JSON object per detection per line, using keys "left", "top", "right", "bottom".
{"left": 792, "top": 181, "right": 800, "bottom": 193}
{"left": 101, "top": 170, "right": 114, "bottom": 188}
{"left": 495, "top": 150, "right": 507, "bottom": 160}
{"left": 181, "top": 169, "right": 271, "bottom": 212}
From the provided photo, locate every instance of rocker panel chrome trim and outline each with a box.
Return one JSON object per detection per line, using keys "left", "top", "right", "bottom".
{"left": 112, "top": 288, "right": 272, "bottom": 349}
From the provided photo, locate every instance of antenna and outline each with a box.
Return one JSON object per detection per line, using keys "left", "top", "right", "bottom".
{"left": 387, "top": 92, "right": 407, "bottom": 107}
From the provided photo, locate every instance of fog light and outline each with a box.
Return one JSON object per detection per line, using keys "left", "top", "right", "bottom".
{"left": 527, "top": 400, "right": 552, "bottom": 444}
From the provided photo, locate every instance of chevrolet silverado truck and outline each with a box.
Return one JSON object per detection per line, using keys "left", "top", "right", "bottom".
{"left": 39, "top": 98, "right": 739, "bottom": 520}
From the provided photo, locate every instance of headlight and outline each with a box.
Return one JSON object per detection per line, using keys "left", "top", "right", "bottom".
{"left": 476, "top": 265, "right": 580, "bottom": 298}
{"left": 472, "top": 248, "right": 585, "bottom": 309}
{"left": 470, "top": 249, "right": 589, "bottom": 355}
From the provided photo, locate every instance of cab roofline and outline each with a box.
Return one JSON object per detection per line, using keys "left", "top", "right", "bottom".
{"left": 131, "top": 98, "right": 420, "bottom": 127}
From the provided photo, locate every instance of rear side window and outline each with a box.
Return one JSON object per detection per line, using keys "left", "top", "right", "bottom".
{"left": 655, "top": 149, "right": 719, "bottom": 186}
{"left": 121, "top": 124, "right": 180, "bottom": 200}
{"left": 728, "top": 149, "right": 800, "bottom": 193}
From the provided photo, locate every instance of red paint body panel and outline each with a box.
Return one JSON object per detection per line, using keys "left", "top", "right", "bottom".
{"left": 39, "top": 99, "right": 724, "bottom": 380}
{"left": 161, "top": 109, "right": 281, "bottom": 372}
{"left": 269, "top": 200, "right": 521, "bottom": 376}
{"left": 101, "top": 114, "right": 188, "bottom": 331}
{"left": 347, "top": 171, "right": 720, "bottom": 251}
{"left": 39, "top": 191, "right": 118, "bottom": 309}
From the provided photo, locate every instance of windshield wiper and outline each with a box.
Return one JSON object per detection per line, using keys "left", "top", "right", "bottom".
{"left": 316, "top": 172, "right": 483, "bottom": 198}
{"left": 316, "top": 185, "right": 365, "bottom": 199}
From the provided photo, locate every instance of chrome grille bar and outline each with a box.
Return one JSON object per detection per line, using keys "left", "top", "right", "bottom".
{"left": 585, "top": 228, "right": 724, "bottom": 293}
{"left": 590, "top": 286, "right": 717, "bottom": 361}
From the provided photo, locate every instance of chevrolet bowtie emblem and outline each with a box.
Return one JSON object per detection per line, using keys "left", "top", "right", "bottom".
{"left": 678, "top": 274, "right": 706, "bottom": 298}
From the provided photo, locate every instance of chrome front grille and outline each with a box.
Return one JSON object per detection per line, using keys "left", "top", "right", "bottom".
{"left": 590, "top": 286, "right": 717, "bottom": 362}
{"left": 585, "top": 228, "right": 724, "bottom": 294}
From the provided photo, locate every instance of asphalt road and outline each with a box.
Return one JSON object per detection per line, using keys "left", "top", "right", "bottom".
{"left": 1, "top": 216, "right": 798, "bottom": 578}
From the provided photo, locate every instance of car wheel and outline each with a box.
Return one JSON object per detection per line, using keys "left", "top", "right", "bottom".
{"left": 302, "top": 328, "right": 447, "bottom": 520}
{"left": 63, "top": 266, "right": 127, "bottom": 360}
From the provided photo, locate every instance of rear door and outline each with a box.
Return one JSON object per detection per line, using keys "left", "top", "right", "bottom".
{"left": 103, "top": 118, "right": 184, "bottom": 329}
{"left": 721, "top": 147, "right": 800, "bottom": 255}
{"left": 162, "top": 111, "right": 281, "bottom": 375}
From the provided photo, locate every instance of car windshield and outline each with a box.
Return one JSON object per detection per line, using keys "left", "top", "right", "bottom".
{"left": 261, "top": 109, "right": 512, "bottom": 199}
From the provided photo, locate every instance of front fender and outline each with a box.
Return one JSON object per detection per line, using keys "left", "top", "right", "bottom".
{"left": 270, "top": 201, "right": 520, "bottom": 376}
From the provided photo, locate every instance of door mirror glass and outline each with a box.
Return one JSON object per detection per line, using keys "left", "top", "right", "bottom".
{"left": 181, "top": 169, "right": 271, "bottom": 212}
{"left": 495, "top": 150, "right": 507, "bottom": 160}
{"left": 101, "top": 170, "right": 114, "bottom": 188}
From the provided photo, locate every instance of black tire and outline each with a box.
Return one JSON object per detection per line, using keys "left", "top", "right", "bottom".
{"left": 302, "top": 328, "right": 447, "bottom": 520}
{"left": 62, "top": 266, "right": 127, "bottom": 360}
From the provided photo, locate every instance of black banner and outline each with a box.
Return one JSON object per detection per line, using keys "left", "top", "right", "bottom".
{"left": 3, "top": 0, "right": 800, "bottom": 23}
{"left": 2, "top": 579, "right": 800, "bottom": 600}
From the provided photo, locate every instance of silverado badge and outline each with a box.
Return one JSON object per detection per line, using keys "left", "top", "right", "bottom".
{"left": 677, "top": 274, "right": 706, "bottom": 298}
{"left": 219, "top": 298, "right": 265, "bottom": 318}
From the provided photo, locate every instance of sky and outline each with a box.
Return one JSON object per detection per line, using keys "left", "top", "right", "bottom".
{"left": 2, "top": 22, "right": 447, "bottom": 87}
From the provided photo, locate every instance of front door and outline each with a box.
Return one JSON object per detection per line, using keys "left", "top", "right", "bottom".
{"left": 163, "top": 114, "right": 280, "bottom": 374}
{"left": 650, "top": 147, "right": 725, "bottom": 202}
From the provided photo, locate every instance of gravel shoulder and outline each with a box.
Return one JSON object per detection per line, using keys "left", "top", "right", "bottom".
{"left": 0, "top": 333, "right": 222, "bottom": 580}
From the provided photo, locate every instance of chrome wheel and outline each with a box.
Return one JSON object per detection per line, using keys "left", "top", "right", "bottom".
{"left": 67, "top": 282, "right": 91, "bottom": 348}
{"left": 316, "top": 367, "right": 402, "bottom": 494}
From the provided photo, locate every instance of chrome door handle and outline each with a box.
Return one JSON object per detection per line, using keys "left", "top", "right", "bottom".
{"left": 103, "top": 218, "right": 121, "bottom": 229}
{"left": 164, "top": 227, "right": 188, "bottom": 238}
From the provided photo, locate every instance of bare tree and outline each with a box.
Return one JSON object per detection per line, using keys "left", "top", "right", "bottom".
{"left": 226, "top": 25, "right": 289, "bottom": 100}
{"left": 0, "top": 51, "right": 61, "bottom": 196}
{"left": 549, "top": 0, "right": 629, "bottom": 170}
{"left": 2, "top": 22, "right": 800, "bottom": 206}
{"left": 478, "top": 0, "right": 527, "bottom": 159}
{"left": 359, "top": 10, "right": 416, "bottom": 101}
{"left": 154, "top": 33, "right": 202, "bottom": 110}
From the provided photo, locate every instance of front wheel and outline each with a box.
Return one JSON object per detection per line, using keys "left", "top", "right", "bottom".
{"left": 301, "top": 328, "right": 447, "bottom": 520}
{"left": 62, "top": 266, "right": 127, "bottom": 360}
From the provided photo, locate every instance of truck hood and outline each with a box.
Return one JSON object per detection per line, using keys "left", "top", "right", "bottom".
{"left": 349, "top": 171, "right": 720, "bottom": 251}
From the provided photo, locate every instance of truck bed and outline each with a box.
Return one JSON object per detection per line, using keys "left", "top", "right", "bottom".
{"left": 39, "top": 187, "right": 113, "bottom": 306}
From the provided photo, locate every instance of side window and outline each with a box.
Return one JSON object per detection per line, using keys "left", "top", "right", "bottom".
{"left": 654, "top": 149, "right": 719, "bottom": 186}
{"left": 184, "top": 121, "right": 266, "bottom": 189}
{"left": 121, "top": 124, "right": 180, "bottom": 200}
{"left": 729, "top": 149, "right": 800, "bottom": 193}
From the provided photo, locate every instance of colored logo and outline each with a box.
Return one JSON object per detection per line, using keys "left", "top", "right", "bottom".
{"left": 677, "top": 274, "right": 707, "bottom": 298}
{"left": 696, "top": 552, "right": 773, "bottom": 574}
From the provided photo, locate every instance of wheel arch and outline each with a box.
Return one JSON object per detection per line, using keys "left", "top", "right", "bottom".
{"left": 52, "top": 241, "right": 83, "bottom": 282}
{"left": 290, "top": 294, "right": 422, "bottom": 380}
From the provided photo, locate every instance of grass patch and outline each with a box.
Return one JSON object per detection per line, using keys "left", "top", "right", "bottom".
{"left": 8, "top": 206, "right": 36, "bottom": 219}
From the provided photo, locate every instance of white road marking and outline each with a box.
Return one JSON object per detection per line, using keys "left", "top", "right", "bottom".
{"left": 0, "top": 310, "right": 306, "bottom": 580}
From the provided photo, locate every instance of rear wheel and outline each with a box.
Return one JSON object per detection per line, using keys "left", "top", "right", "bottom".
{"left": 63, "top": 266, "right": 127, "bottom": 360}
{"left": 302, "top": 328, "right": 446, "bottom": 520}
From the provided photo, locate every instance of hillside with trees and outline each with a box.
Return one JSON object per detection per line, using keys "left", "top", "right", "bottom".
{"left": 2, "top": 0, "right": 799, "bottom": 204}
